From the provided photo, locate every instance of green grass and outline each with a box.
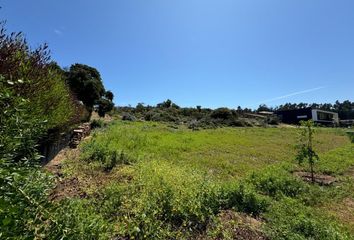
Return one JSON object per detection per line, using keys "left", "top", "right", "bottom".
{"left": 81, "top": 121, "right": 350, "bottom": 179}
{"left": 61, "top": 121, "right": 354, "bottom": 239}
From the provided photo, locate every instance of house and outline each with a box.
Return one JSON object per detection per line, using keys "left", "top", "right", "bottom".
{"left": 276, "top": 108, "right": 339, "bottom": 125}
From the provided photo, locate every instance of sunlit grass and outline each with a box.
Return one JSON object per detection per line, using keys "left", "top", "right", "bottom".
{"left": 61, "top": 121, "right": 354, "bottom": 239}
{"left": 82, "top": 121, "right": 350, "bottom": 180}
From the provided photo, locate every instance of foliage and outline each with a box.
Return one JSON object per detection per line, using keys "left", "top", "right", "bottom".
{"left": 90, "top": 119, "right": 106, "bottom": 129}
{"left": 50, "top": 199, "right": 113, "bottom": 239}
{"left": 0, "top": 23, "right": 113, "bottom": 239}
{"left": 66, "top": 63, "right": 105, "bottom": 110}
{"left": 59, "top": 120, "right": 354, "bottom": 239}
{"left": 97, "top": 98, "right": 114, "bottom": 117}
{"left": 0, "top": 77, "right": 50, "bottom": 238}
{"left": 81, "top": 138, "right": 135, "bottom": 170}
{"left": 0, "top": 77, "right": 112, "bottom": 239}
{"left": 211, "top": 107, "right": 234, "bottom": 120}
{"left": 104, "top": 90, "right": 114, "bottom": 101}
{"left": 0, "top": 24, "right": 76, "bottom": 130}
{"left": 249, "top": 167, "right": 308, "bottom": 198}
{"left": 276, "top": 100, "right": 354, "bottom": 120}
{"left": 114, "top": 100, "right": 265, "bottom": 128}
{"left": 116, "top": 99, "right": 354, "bottom": 128}
{"left": 347, "top": 131, "right": 354, "bottom": 143}
{"left": 296, "top": 120, "right": 319, "bottom": 183}
{"left": 264, "top": 198, "right": 350, "bottom": 240}
{"left": 122, "top": 112, "right": 137, "bottom": 121}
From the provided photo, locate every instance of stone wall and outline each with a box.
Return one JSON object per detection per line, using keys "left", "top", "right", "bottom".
{"left": 40, "top": 123, "right": 91, "bottom": 164}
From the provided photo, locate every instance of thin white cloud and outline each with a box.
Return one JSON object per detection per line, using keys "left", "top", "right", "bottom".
{"left": 257, "top": 86, "right": 326, "bottom": 104}
{"left": 54, "top": 29, "right": 63, "bottom": 35}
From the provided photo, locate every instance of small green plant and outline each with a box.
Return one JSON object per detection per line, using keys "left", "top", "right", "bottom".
{"left": 296, "top": 120, "right": 319, "bottom": 183}
{"left": 249, "top": 167, "right": 308, "bottom": 198}
{"left": 346, "top": 131, "right": 354, "bottom": 143}
{"left": 91, "top": 119, "right": 106, "bottom": 129}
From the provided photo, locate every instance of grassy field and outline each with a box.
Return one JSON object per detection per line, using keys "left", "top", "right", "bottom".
{"left": 59, "top": 121, "right": 354, "bottom": 239}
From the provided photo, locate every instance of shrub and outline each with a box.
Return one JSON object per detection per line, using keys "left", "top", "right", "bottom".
{"left": 249, "top": 168, "right": 307, "bottom": 198}
{"left": 219, "top": 183, "right": 270, "bottom": 216}
{"left": 266, "top": 116, "right": 280, "bottom": 125}
{"left": 104, "top": 161, "right": 222, "bottom": 239}
{"left": 346, "top": 131, "right": 354, "bottom": 143}
{"left": 122, "top": 113, "right": 136, "bottom": 121}
{"left": 0, "top": 24, "right": 77, "bottom": 131}
{"left": 50, "top": 199, "right": 113, "bottom": 239}
{"left": 91, "top": 119, "right": 106, "bottom": 129}
{"left": 81, "top": 139, "right": 134, "bottom": 170}
{"left": 211, "top": 108, "right": 233, "bottom": 120}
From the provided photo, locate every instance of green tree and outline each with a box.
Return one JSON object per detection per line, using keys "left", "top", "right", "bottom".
{"left": 136, "top": 102, "right": 145, "bottom": 112}
{"left": 257, "top": 104, "right": 271, "bottom": 112}
{"left": 97, "top": 98, "right": 114, "bottom": 117}
{"left": 66, "top": 64, "right": 105, "bottom": 111}
{"left": 0, "top": 23, "right": 76, "bottom": 130}
{"left": 296, "top": 120, "right": 319, "bottom": 183}
{"left": 211, "top": 107, "right": 232, "bottom": 120}
{"left": 105, "top": 90, "right": 114, "bottom": 101}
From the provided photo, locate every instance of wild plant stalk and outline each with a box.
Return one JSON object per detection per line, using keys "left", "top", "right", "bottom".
{"left": 296, "top": 120, "right": 319, "bottom": 183}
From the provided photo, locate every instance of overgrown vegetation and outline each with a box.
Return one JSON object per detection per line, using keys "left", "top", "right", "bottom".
{"left": 55, "top": 121, "right": 353, "bottom": 239}
{"left": 1, "top": 16, "right": 354, "bottom": 240}
{"left": 115, "top": 99, "right": 279, "bottom": 128}
{"left": 115, "top": 99, "right": 354, "bottom": 129}
{"left": 66, "top": 63, "right": 114, "bottom": 119}
{"left": 0, "top": 23, "right": 114, "bottom": 239}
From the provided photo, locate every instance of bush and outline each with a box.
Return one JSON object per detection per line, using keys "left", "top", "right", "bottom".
{"left": 219, "top": 183, "right": 270, "bottom": 216}
{"left": 122, "top": 113, "right": 136, "bottom": 121}
{"left": 249, "top": 168, "right": 307, "bottom": 198}
{"left": 107, "top": 161, "right": 222, "bottom": 239}
{"left": 91, "top": 119, "right": 106, "bottom": 129}
{"left": 81, "top": 139, "right": 134, "bottom": 170}
{"left": 346, "top": 131, "right": 354, "bottom": 143}
{"left": 211, "top": 108, "right": 233, "bottom": 120}
{"left": 0, "top": 25, "right": 77, "bottom": 131}
{"left": 51, "top": 199, "right": 113, "bottom": 239}
{"left": 97, "top": 159, "right": 274, "bottom": 239}
{"left": 266, "top": 116, "right": 280, "bottom": 125}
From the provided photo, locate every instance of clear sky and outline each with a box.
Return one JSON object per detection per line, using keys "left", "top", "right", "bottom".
{"left": 2, "top": 0, "right": 353, "bottom": 109}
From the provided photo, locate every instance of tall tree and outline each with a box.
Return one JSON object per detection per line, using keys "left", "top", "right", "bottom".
{"left": 66, "top": 64, "right": 105, "bottom": 111}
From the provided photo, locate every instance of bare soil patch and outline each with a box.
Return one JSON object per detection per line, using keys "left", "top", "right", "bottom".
{"left": 294, "top": 171, "right": 337, "bottom": 185}
{"left": 49, "top": 177, "right": 87, "bottom": 201}
{"left": 44, "top": 143, "right": 133, "bottom": 201}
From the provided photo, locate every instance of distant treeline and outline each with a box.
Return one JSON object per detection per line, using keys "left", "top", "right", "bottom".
{"left": 115, "top": 99, "right": 353, "bottom": 128}
{"left": 114, "top": 99, "right": 280, "bottom": 128}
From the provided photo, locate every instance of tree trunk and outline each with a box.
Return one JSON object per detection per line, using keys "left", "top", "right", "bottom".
{"left": 310, "top": 159, "right": 315, "bottom": 183}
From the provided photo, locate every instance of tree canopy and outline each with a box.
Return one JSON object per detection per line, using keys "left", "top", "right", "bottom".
{"left": 66, "top": 64, "right": 105, "bottom": 109}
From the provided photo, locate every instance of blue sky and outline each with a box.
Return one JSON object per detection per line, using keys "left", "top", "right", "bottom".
{"left": 2, "top": 0, "right": 354, "bottom": 108}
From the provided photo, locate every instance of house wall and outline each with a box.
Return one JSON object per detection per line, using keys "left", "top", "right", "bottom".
{"left": 312, "top": 109, "right": 339, "bottom": 124}
{"left": 276, "top": 108, "right": 313, "bottom": 124}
